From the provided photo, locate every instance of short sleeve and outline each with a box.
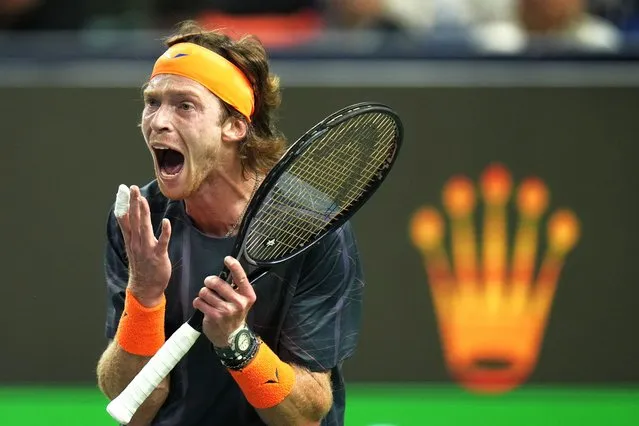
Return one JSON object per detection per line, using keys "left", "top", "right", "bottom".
{"left": 104, "top": 208, "right": 129, "bottom": 339}
{"left": 278, "top": 222, "right": 365, "bottom": 372}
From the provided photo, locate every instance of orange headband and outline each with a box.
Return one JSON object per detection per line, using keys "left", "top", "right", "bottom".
{"left": 151, "top": 42, "right": 255, "bottom": 120}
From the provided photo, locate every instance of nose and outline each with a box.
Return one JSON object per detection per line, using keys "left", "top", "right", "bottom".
{"left": 149, "top": 104, "right": 172, "bottom": 134}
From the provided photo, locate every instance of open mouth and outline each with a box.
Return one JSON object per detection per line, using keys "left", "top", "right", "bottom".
{"left": 154, "top": 148, "right": 185, "bottom": 176}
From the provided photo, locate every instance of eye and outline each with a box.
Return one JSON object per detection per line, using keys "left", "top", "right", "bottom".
{"left": 180, "top": 102, "right": 195, "bottom": 111}
{"left": 145, "top": 97, "right": 159, "bottom": 108}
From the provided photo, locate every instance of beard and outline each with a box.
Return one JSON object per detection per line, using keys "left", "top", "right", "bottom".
{"left": 155, "top": 144, "right": 220, "bottom": 200}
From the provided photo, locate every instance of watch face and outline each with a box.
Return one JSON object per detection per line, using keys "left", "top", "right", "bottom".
{"left": 236, "top": 330, "right": 251, "bottom": 352}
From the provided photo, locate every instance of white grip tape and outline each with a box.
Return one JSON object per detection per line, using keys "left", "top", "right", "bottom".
{"left": 114, "top": 184, "right": 131, "bottom": 218}
{"left": 106, "top": 323, "right": 201, "bottom": 424}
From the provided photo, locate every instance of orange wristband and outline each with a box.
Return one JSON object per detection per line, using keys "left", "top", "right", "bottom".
{"left": 229, "top": 342, "right": 296, "bottom": 409}
{"left": 115, "top": 288, "right": 166, "bottom": 356}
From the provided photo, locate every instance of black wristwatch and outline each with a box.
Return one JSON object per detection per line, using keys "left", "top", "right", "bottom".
{"left": 213, "top": 323, "right": 260, "bottom": 370}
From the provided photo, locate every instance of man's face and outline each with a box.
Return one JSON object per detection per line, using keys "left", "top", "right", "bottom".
{"left": 141, "top": 74, "right": 226, "bottom": 200}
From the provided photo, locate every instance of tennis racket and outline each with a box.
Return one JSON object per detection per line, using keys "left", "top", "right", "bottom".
{"left": 106, "top": 102, "right": 403, "bottom": 424}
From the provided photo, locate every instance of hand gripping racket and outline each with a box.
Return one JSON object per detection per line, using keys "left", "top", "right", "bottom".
{"left": 106, "top": 102, "right": 403, "bottom": 424}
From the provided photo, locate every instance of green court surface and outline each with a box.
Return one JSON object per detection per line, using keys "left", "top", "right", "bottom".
{"left": 0, "top": 384, "right": 637, "bottom": 425}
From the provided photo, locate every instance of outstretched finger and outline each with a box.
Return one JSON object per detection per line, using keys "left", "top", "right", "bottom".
{"left": 116, "top": 213, "right": 131, "bottom": 247}
{"left": 156, "top": 218, "right": 172, "bottom": 254}
{"left": 114, "top": 185, "right": 132, "bottom": 246}
{"left": 224, "top": 256, "right": 254, "bottom": 299}
{"left": 128, "top": 186, "right": 141, "bottom": 247}
{"left": 138, "top": 194, "right": 155, "bottom": 247}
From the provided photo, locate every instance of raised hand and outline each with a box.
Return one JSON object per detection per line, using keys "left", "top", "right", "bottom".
{"left": 116, "top": 185, "right": 172, "bottom": 307}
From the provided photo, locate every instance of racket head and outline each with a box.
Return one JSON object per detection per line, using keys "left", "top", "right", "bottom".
{"left": 231, "top": 102, "right": 403, "bottom": 267}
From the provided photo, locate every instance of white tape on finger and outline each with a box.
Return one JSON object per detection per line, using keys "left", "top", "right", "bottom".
{"left": 115, "top": 184, "right": 131, "bottom": 218}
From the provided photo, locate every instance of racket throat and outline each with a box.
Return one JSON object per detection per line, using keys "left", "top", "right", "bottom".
{"left": 188, "top": 310, "right": 205, "bottom": 332}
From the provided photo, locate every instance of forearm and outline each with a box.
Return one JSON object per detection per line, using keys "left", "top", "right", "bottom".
{"left": 97, "top": 340, "right": 170, "bottom": 426}
{"left": 256, "top": 365, "right": 332, "bottom": 426}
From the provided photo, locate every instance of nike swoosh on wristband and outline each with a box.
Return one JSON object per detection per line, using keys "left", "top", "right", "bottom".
{"left": 264, "top": 368, "right": 279, "bottom": 384}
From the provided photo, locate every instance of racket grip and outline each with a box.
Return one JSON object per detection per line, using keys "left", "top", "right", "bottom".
{"left": 106, "top": 322, "right": 201, "bottom": 424}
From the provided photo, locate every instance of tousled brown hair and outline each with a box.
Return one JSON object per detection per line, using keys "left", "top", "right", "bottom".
{"left": 163, "top": 20, "right": 287, "bottom": 175}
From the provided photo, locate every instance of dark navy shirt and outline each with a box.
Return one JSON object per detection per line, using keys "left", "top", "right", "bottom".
{"left": 104, "top": 180, "right": 364, "bottom": 426}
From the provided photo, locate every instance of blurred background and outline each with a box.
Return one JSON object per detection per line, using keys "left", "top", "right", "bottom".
{"left": 1, "top": 0, "right": 638, "bottom": 425}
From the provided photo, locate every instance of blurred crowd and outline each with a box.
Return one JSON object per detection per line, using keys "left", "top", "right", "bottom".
{"left": 1, "top": 0, "right": 638, "bottom": 53}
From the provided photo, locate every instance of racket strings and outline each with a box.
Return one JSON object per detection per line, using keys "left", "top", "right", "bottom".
{"left": 245, "top": 111, "right": 399, "bottom": 260}
{"left": 256, "top": 132, "right": 394, "bottom": 254}
{"left": 258, "top": 114, "right": 392, "bottom": 218}
{"left": 246, "top": 170, "right": 381, "bottom": 257}
{"left": 278, "top": 114, "right": 396, "bottom": 212}
{"left": 249, "top": 130, "right": 391, "bottom": 249}
{"left": 247, "top": 114, "right": 397, "bottom": 258}
{"left": 294, "top": 115, "right": 397, "bottom": 201}
{"left": 281, "top": 114, "right": 395, "bottom": 203}
{"left": 246, "top": 203, "right": 330, "bottom": 242}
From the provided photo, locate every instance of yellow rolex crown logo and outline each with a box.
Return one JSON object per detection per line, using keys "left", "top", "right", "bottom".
{"left": 410, "top": 163, "right": 580, "bottom": 394}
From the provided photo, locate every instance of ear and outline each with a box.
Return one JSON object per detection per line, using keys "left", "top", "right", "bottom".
{"left": 221, "top": 116, "right": 248, "bottom": 144}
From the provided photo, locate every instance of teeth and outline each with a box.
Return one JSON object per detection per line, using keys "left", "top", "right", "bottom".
{"left": 152, "top": 145, "right": 182, "bottom": 155}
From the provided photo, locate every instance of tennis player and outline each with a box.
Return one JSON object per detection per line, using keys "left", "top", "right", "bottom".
{"left": 96, "top": 21, "right": 364, "bottom": 426}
